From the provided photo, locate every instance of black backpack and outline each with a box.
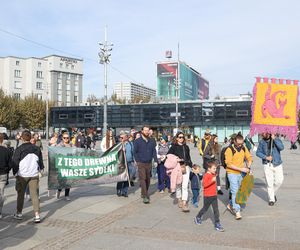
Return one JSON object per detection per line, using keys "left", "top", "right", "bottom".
{"left": 220, "top": 144, "right": 245, "bottom": 168}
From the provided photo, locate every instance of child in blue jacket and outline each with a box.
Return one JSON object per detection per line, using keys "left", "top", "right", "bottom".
{"left": 189, "top": 164, "right": 203, "bottom": 207}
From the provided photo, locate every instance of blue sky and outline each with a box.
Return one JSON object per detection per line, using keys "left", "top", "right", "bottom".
{"left": 1, "top": 0, "right": 300, "bottom": 100}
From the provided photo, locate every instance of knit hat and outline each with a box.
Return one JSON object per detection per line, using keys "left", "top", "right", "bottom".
{"left": 161, "top": 134, "right": 168, "bottom": 142}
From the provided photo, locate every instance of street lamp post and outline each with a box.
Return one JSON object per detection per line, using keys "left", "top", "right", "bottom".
{"left": 98, "top": 26, "right": 113, "bottom": 137}
{"left": 45, "top": 81, "right": 49, "bottom": 141}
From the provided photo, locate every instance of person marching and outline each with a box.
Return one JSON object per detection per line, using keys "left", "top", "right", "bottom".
{"left": 256, "top": 133, "right": 284, "bottom": 206}
{"left": 168, "top": 132, "right": 192, "bottom": 212}
{"left": 12, "top": 130, "right": 44, "bottom": 223}
{"left": 56, "top": 132, "right": 73, "bottom": 201}
{"left": 156, "top": 135, "right": 170, "bottom": 193}
{"left": 134, "top": 125, "right": 158, "bottom": 204}
{"left": 194, "top": 161, "right": 225, "bottom": 232}
{"left": 189, "top": 164, "right": 202, "bottom": 208}
{"left": 225, "top": 133, "right": 252, "bottom": 220}
{"left": 116, "top": 131, "right": 135, "bottom": 197}
{"left": 203, "top": 134, "right": 223, "bottom": 195}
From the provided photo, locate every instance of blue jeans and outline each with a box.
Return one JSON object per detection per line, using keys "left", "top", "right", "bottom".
{"left": 157, "top": 163, "right": 170, "bottom": 191}
{"left": 192, "top": 188, "right": 199, "bottom": 204}
{"left": 128, "top": 162, "right": 136, "bottom": 181}
{"left": 227, "top": 173, "right": 243, "bottom": 212}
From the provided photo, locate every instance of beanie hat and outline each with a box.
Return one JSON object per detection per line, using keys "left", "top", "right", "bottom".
{"left": 161, "top": 134, "right": 168, "bottom": 142}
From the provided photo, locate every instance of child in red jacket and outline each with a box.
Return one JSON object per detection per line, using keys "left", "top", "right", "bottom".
{"left": 194, "top": 161, "right": 225, "bottom": 232}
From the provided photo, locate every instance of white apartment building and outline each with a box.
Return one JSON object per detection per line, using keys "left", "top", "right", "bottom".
{"left": 114, "top": 82, "right": 156, "bottom": 101}
{"left": 0, "top": 55, "right": 83, "bottom": 106}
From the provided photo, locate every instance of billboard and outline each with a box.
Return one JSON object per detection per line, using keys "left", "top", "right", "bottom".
{"left": 157, "top": 61, "right": 209, "bottom": 100}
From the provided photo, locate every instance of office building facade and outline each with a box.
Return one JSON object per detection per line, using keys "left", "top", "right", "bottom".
{"left": 114, "top": 82, "right": 156, "bottom": 101}
{"left": 0, "top": 55, "right": 83, "bottom": 106}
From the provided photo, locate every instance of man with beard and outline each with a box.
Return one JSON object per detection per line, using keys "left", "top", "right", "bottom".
{"left": 256, "top": 133, "right": 284, "bottom": 206}
{"left": 134, "top": 125, "right": 158, "bottom": 204}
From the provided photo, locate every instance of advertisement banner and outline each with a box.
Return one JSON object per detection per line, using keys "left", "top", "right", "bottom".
{"left": 48, "top": 143, "right": 128, "bottom": 190}
{"left": 250, "top": 77, "right": 299, "bottom": 142}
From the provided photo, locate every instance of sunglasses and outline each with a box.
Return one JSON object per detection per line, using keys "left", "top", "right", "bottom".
{"left": 178, "top": 136, "right": 184, "bottom": 139}
{"left": 120, "top": 136, "right": 125, "bottom": 139}
{"left": 63, "top": 137, "right": 69, "bottom": 139}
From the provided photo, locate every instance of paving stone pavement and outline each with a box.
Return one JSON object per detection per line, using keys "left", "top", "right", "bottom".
{"left": 0, "top": 140, "right": 300, "bottom": 249}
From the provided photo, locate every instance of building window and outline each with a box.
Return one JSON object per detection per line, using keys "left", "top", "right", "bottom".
{"left": 74, "top": 82, "right": 79, "bottom": 91}
{"left": 59, "top": 114, "right": 68, "bottom": 119}
{"left": 36, "top": 82, "right": 43, "bottom": 89}
{"left": 67, "top": 73, "right": 71, "bottom": 79}
{"left": 66, "top": 83, "right": 71, "bottom": 91}
{"left": 84, "top": 113, "right": 94, "bottom": 119}
{"left": 71, "top": 65, "right": 74, "bottom": 70}
{"left": 60, "top": 63, "right": 63, "bottom": 68}
{"left": 14, "top": 81, "right": 21, "bottom": 89}
{"left": 75, "top": 75, "right": 79, "bottom": 80}
{"left": 16, "top": 61, "right": 20, "bottom": 66}
{"left": 74, "top": 96, "right": 78, "bottom": 103}
{"left": 66, "top": 64, "right": 69, "bottom": 69}
{"left": 36, "top": 71, "right": 43, "bottom": 78}
{"left": 13, "top": 93, "right": 21, "bottom": 100}
{"left": 58, "top": 72, "right": 62, "bottom": 79}
{"left": 57, "top": 82, "right": 62, "bottom": 90}
{"left": 36, "top": 94, "right": 43, "bottom": 100}
{"left": 57, "top": 94, "right": 62, "bottom": 102}
{"left": 236, "top": 110, "right": 248, "bottom": 117}
{"left": 38, "top": 62, "right": 42, "bottom": 67}
{"left": 14, "top": 70, "right": 21, "bottom": 77}
{"left": 66, "top": 94, "right": 71, "bottom": 102}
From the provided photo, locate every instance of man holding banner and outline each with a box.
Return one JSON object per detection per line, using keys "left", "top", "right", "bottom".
{"left": 256, "top": 133, "right": 284, "bottom": 206}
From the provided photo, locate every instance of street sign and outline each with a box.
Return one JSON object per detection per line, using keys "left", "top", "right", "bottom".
{"left": 170, "top": 112, "right": 181, "bottom": 117}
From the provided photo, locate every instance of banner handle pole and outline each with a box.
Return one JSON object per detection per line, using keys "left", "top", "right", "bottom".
{"left": 122, "top": 144, "right": 131, "bottom": 187}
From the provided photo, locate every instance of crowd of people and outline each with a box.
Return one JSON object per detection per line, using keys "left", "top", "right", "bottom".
{"left": 0, "top": 126, "right": 285, "bottom": 232}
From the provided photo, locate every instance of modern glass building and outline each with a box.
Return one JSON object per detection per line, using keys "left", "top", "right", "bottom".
{"left": 51, "top": 98, "right": 256, "bottom": 141}
{"left": 156, "top": 61, "right": 209, "bottom": 100}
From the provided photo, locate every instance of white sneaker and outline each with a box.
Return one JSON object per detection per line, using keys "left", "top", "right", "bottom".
{"left": 65, "top": 196, "right": 71, "bottom": 201}
{"left": 235, "top": 211, "right": 242, "bottom": 220}
{"left": 56, "top": 191, "right": 61, "bottom": 199}
{"left": 13, "top": 213, "right": 23, "bottom": 220}
{"left": 34, "top": 215, "right": 41, "bottom": 223}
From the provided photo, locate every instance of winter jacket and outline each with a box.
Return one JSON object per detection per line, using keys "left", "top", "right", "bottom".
{"left": 12, "top": 142, "right": 44, "bottom": 176}
{"left": 164, "top": 154, "right": 183, "bottom": 192}
{"left": 256, "top": 138, "right": 284, "bottom": 166}
{"left": 0, "top": 145, "right": 12, "bottom": 175}
{"left": 189, "top": 172, "right": 203, "bottom": 190}
{"left": 167, "top": 143, "right": 192, "bottom": 167}
{"left": 134, "top": 136, "right": 158, "bottom": 163}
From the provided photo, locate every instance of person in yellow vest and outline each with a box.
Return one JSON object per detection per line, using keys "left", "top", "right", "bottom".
{"left": 198, "top": 129, "right": 211, "bottom": 156}
{"left": 225, "top": 133, "right": 252, "bottom": 220}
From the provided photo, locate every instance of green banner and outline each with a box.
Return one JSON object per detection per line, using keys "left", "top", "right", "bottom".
{"left": 48, "top": 143, "right": 128, "bottom": 190}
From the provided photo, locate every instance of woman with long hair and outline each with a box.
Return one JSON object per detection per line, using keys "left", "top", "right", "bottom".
{"left": 203, "top": 134, "right": 223, "bottom": 195}
{"left": 167, "top": 131, "right": 192, "bottom": 212}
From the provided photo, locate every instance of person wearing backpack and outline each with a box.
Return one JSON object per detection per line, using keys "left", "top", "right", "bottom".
{"left": 203, "top": 134, "right": 223, "bottom": 195}
{"left": 224, "top": 133, "right": 252, "bottom": 220}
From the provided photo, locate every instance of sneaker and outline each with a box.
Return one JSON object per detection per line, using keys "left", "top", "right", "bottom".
{"left": 182, "top": 203, "right": 190, "bottom": 212}
{"left": 268, "top": 201, "right": 275, "bottom": 206}
{"left": 235, "top": 211, "right": 242, "bottom": 220}
{"left": 159, "top": 190, "right": 164, "bottom": 194}
{"left": 130, "top": 181, "right": 134, "bottom": 186}
{"left": 193, "top": 202, "right": 199, "bottom": 208}
{"left": 143, "top": 197, "right": 150, "bottom": 204}
{"left": 56, "top": 191, "right": 61, "bottom": 199}
{"left": 122, "top": 193, "right": 128, "bottom": 198}
{"left": 227, "top": 204, "right": 235, "bottom": 215}
{"left": 194, "top": 216, "right": 202, "bottom": 225}
{"left": 65, "top": 196, "right": 71, "bottom": 201}
{"left": 34, "top": 215, "right": 41, "bottom": 223}
{"left": 215, "top": 222, "right": 225, "bottom": 232}
{"left": 13, "top": 213, "right": 23, "bottom": 220}
{"left": 217, "top": 190, "right": 224, "bottom": 195}
{"left": 117, "top": 190, "right": 122, "bottom": 197}
{"left": 177, "top": 198, "right": 183, "bottom": 208}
